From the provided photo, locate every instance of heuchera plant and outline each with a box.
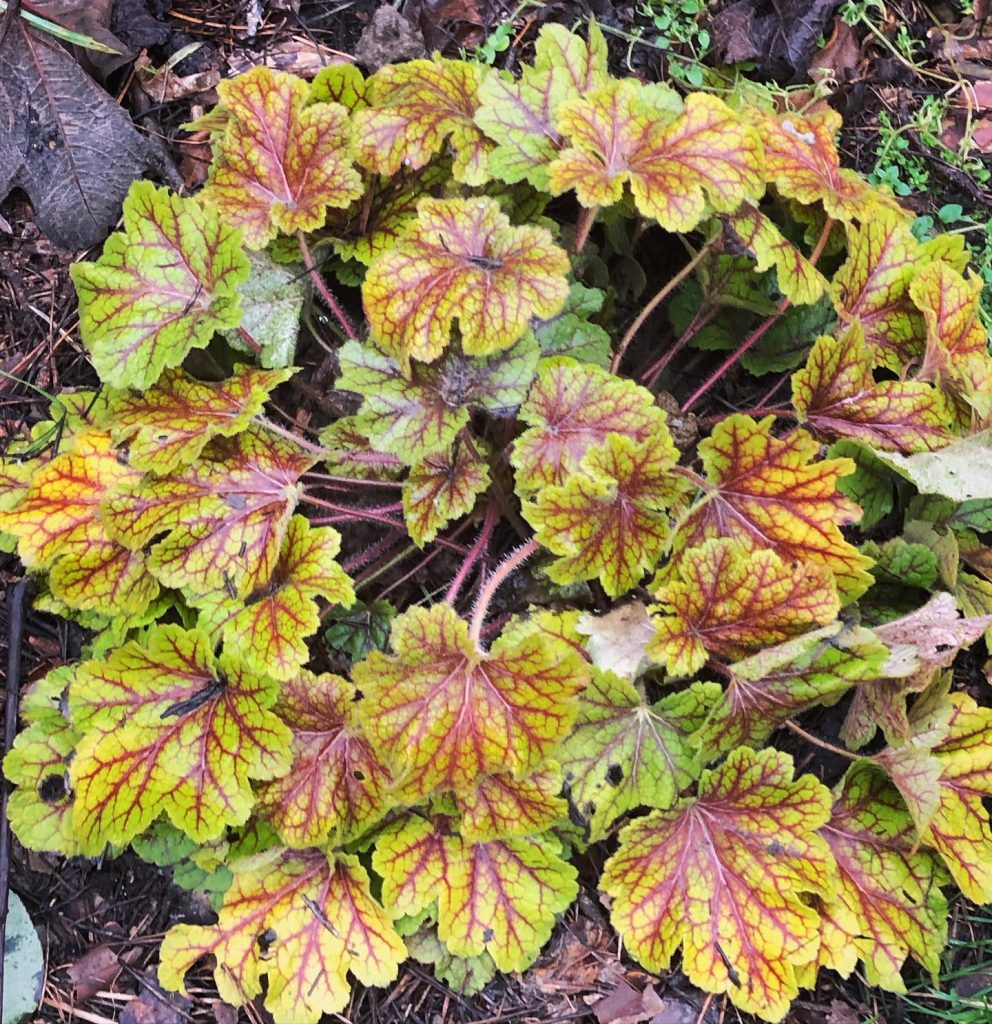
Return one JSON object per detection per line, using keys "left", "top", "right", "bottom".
{"left": 3, "top": 23, "right": 992, "bottom": 1023}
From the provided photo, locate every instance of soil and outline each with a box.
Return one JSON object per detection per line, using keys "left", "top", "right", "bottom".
{"left": 2, "top": 1, "right": 992, "bottom": 1022}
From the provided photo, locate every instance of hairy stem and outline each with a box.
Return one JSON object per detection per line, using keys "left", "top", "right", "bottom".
{"left": 573, "top": 205, "right": 599, "bottom": 255}
{"left": 297, "top": 231, "right": 357, "bottom": 341}
{"left": 612, "top": 233, "right": 715, "bottom": 373}
{"left": 258, "top": 416, "right": 327, "bottom": 456}
{"left": 446, "top": 500, "right": 499, "bottom": 606}
{"left": 469, "top": 538, "right": 540, "bottom": 648}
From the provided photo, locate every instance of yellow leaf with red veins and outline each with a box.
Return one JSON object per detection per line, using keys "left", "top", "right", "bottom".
{"left": 602, "top": 746, "right": 835, "bottom": 1022}
{"left": 648, "top": 538, "right": 840, "bottom": 677}
{"left": 160, "top": 849, "right": 404, "bottom": 1024}
{"left": 831, "top": 207, "right": 967, "bottom": 369}
{"left": 525, "top": 428, "right": 686, "bottom": 598}
{"left": 0, "top": 431, "right": 159, "bottom": 617}
{"left": 106, "top": 365, "right": 292, "bottom": 474}
{"left": 403, "top": 441, "right": 491, "bottom": 546}
{"left": 353, "top": 604, "right": 588, "bottom": 800}
{"left": 911, "top": 263, "right": 992, "bottom": 423}
{"left": 873, "top": 683, "right": 992, "bottom": 903}
{"left": 811, "top": 762, "right": 947, "bottom": 992}
{"left": 69, "top": 625, "right": 291, "bottom": 852}
{"left": 192, "top": 516, "right": 354, "bottom": 681}
{"left": 104, "top": 425, "right": 316, "bottom": 599}
{"left": 673, "top": 414, "right": 874, "bottom": 598}
{"left": 257, "top": 672, "right": 393, "bottom": 847}
{"left": 354, "top": 58, "right": 491, "bottom": 185}
{"left": 362, "top": 197, "right": 569, "bottom": 368}
{"left": 203, "top": 67, "right": 364, "bottom": 247}
{"left": 456, "top": 766, "right": 568, "bottom": 842}
{"left": 759, "top": 108, "right": 899, "bottom": 222}
{"left": 792, "top": 324, "right": 951, "bottom": 454}
{"left": 726, "top": 204, "right": 828, "bottom": 306}
{"left": 373, "top": 815, "right": 577, "bottom": 972}
{"left": 548, "top": 80, "right": 764, "bottom": 231}
{"left": 512, "top": 357, "right": 670, "bottom": 494}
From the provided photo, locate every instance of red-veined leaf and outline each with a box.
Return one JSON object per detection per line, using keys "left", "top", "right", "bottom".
{"left": 602, "top": 746, "right": 835, "bottom": 1021}
{"left": 403, "top": 441, "right": 491, "bottom": 546}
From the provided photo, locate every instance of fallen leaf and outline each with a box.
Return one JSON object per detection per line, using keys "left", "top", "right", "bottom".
{"left": 577, "top": 603, "right": 656, "bottom": 679}
{"left": 135, "top": 51, "right": 220, "bottom": 103}
{"left": 120, "top": 983, "right": 192, "bottom": 1024}
{"left": 593, "top": 979, "right": 665, "bottom": 1024}
{"left": 810, "top": 18, "right": 862, "bottom": 84}
{"left": 0, "top": 19, "right": 152, "bottom": 249}
{"left": 67, "top": 944, "right": 121, "bottom": 1000}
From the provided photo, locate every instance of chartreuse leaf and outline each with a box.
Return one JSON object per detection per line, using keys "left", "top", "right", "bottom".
{"left": 308, "top": 62, "right": 369, "bottom": 110}
{"left": 105, "top": 365, "right": 292, "bottom": 474}
{"left": 648, "top": 539, "right": 840, "bottom": 677}
{"left": 674, "top": 415, "right": 874, "bottom": 599}
{"left": 873, "top": 684, "right": 992, "bottom": 902}
{"left": 829, "top": 438, "right": 898, "bottom": 530}
{"left": 475, "top": 21, "right": 608, "bottom": 190}
{"left": 257, "top": 672, "right": 393, "bottom": 847}
{"left": 403, "top": 441, "right": 491, "bottom": 546}
{"left": 911, "top": 262, "right": 992, "bottom": 420}
{"left": 404, "top": 925, "right": 496, "bottom": 995}
{"left": 695, "top": 623, "right": 891, "bottom": 760}
{"left": 792, "top": 323, "right": 950, "bottom": 454}
{"left": 809, "top": 762, "right": 947, "bottom": 992}
{"left": 548, "top": 80, "right": 763, "bottom": 231}
{"left": 726, "top": 205, "right": 828, "bottom": 306}
{"left": 0, "top": 430, "right": 159, "bottom": 618}
{"left": 319, "top": 415, "right": 404, "bottom": 481}
{"left": 68, "top": 624, "right": 291, "bottom": 852}
{"left": 336, "top": 334, "right": 537, "bottom": 464}
{"left": 70, "top": 181, "right": 249, "bottom": 390}
{"left": 3, "top": 667, "right": 82, "bottom": 856}
{"left": 513, "top": 358, "right": 670, "bottom": 493}
{"left": 831, "top": 206, "right": 967, "bottom": 369}
{"left": 203, "top": 67, "right": 363, "bottom": 248}
{"left": 160, "top": 849, "right": 405, "bottom": 1024}
{"left": 354, "top": 57, "right": 491, "bottom": 186}
{"left": 104, "top": 425, "right": 316, "bottom": 599}
{"left": 526, "top": 426, "right": 686, "bottom": 598}
{"left": 362, "top": 197, "right": 569, "bottom": 368}
{"left": 353, "top": 604, "right": 588, "bottom": 800}
{"left": 558, "top": 670, "right": 719, "bottom": 841}
{"left": 602, "top": 747, "right": 835, "bottom": 1022}
{"left": 532, "top": 283, "right": 612, "bottom": 366}
{"left": 373, "top": 815, "right": 578, "bottom": 972}
{"left": 758, "top": 108, "right": 899, "bottom": 222}
{"left": 192, "top": 516, "right": 354, "bottom": 681}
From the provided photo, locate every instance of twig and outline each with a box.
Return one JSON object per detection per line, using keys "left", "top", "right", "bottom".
{"left": 1, "top": 579, "right": 31, "bottom": 1019}
{"left": 783, "top": 720, "right": 857, "bottom": 762}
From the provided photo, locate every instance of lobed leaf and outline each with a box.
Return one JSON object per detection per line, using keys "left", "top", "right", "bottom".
{"left": 106, "top": 365, "right": 292, "bottom": 474}
{"left": 354, "top": 58, "right": 491, "bottom": 186}
{"left": 403, "top": 441, "right": 491, "bottom": 546}
{"left": 673, "top": 414, "right": 874, "bottom": 598}
{"left": 602, "top": 746, "right": 835, "bottom": 1021}
{"left": 513, "top": 358, "right": 670, "bottom": 493}
{"left": 548, "top": 80, "right": 764, "bottom": 231}
{"left": 354, "top": 605, "right": 588, "bottom": 799}
{"left": 70, "top": 181, "right": 249, "bottom": 390}
{"left": 792, "top": 324, "right": 951, "bottom": 454}
{"left": 69, "top": 625, "right": 291, "bottom": 852}
{"left": 811, "top": 762, "right": 947, "bottom": 991}
{"left": 203, "top": 67, "right": 363, "bottom": 247}
{"left": 193, "top": 516, "right": 355, "bottom": 681}
{"left": 456, "top": 766, "right": 568, "bottom": 843}
{"left": 257, "top": 672, "right": 393, "bottom": 846}
{"left": 374, "top": 815, "right": 577, "bottom": 972}
{"left": 160, "top": 849, "right": 404, "bottom": 1024}
{"left": 558, "top": 670, "right": 720, "bottom": 841}
{"left": 648, "top": 538, "right": 840, "bottom": 677}
{"left": 362, "top": 197, "right": 569, "bottom": 367}
{"left": 526, "top": 428, "right": 686, "bottom": 598}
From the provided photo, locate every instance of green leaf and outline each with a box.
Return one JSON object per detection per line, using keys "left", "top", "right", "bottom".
{"left": 71, "top": 181, "right": 250, "bottom": 390}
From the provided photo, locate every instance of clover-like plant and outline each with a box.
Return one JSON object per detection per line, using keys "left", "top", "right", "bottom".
{"left": 3, "top": 21, "right": 992, "bottom": 1024}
